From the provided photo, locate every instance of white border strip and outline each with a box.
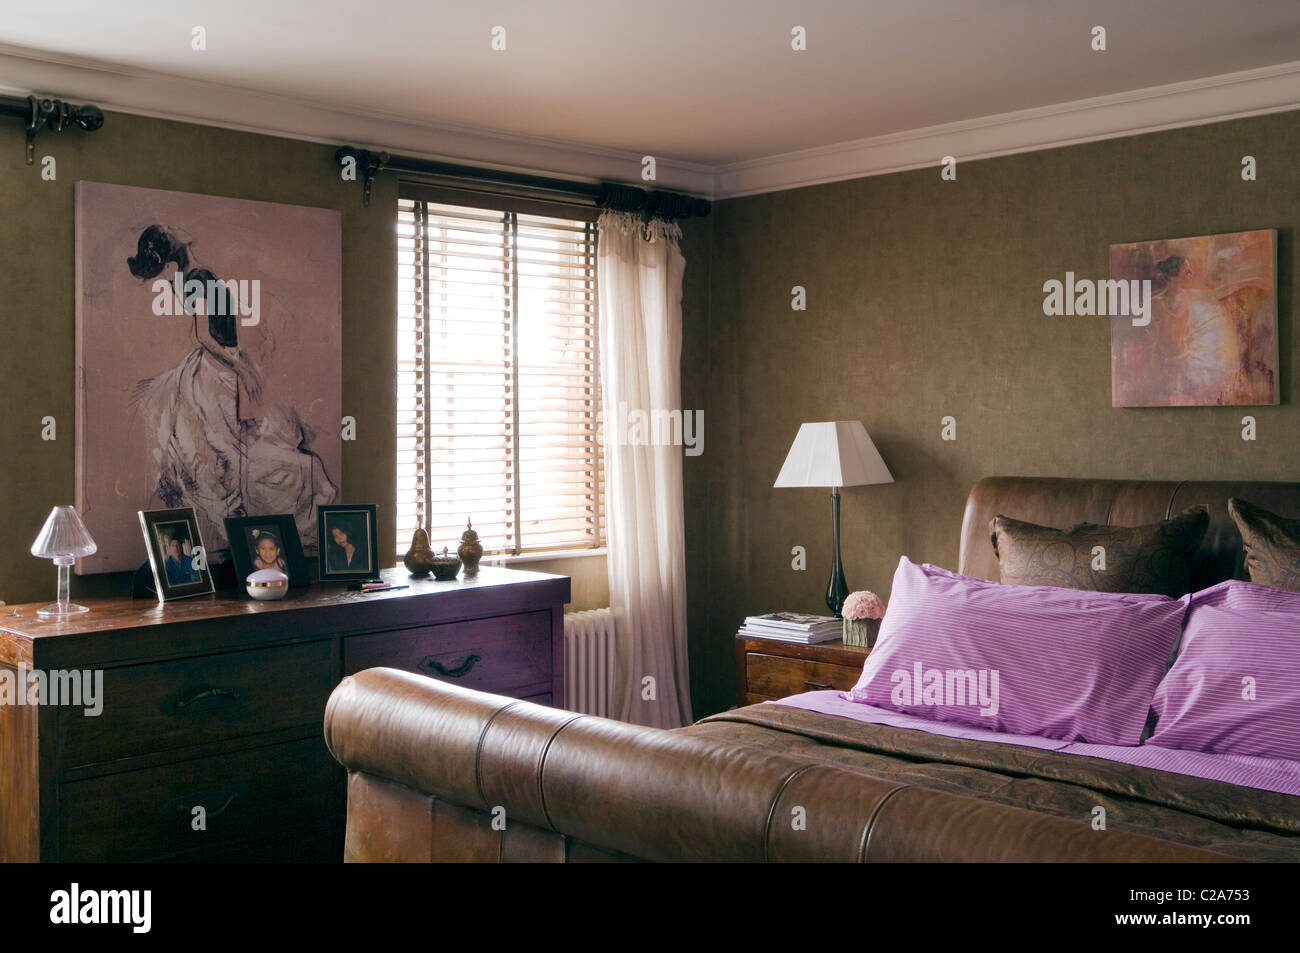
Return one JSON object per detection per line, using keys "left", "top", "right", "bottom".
{"left": 4, "top": 45, "right": 1299, "bottom": 201}
{"left": 0, "top": 43, "right": 716, "bottom": 196}
{"left": 713, "top": 60, "right": 1300, "bottom": 198}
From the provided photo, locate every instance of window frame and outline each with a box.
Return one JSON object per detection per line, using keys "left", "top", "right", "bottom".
{"left": 396, "top": 183, "right": 605, "bottom": 559}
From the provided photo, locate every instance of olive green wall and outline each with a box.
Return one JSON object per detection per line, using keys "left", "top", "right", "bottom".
{"left": 687, "top": 109, "right": 1300, "bottom": 717}
{"left": 0, "top": 109, "right": 673, "bottom": 614}
{"left": 6, "top": 101, "right": 1292, "bottom": 719}
{"left": 680, "top": 216, "right": 714, "bottom": 712}
{"left": 0, "top": 111, "right": 398, "bottom": 606}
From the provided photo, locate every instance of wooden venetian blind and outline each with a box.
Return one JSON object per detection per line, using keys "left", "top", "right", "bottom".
{"left": 397, "top": 198, "right": 604, "bottom": 557}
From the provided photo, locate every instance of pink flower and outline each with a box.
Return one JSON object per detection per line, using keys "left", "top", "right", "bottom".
{"left": 842, "top": 590, "right": 885, "bottom": 621}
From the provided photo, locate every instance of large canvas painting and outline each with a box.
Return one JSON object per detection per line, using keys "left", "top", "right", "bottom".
{"left": 1110, "top": 229, "right": 1277, "bottom": 407}
{"left": 75, "top": 182, "right": 342, "bottom": 573}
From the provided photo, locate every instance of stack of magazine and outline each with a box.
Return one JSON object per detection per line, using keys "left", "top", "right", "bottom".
{"left": 738, "top": 612, "right": 842, "bottom": 644}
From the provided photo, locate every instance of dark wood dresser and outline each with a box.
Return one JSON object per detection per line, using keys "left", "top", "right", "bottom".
{"left": 0, "top": 566, "right": 568, "bottom": 862}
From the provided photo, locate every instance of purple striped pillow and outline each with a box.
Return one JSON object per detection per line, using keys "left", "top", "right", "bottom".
{"left": 842, "top": 557, "right": 1187, "bottom": 744}
{"left": 1147, "top": 581, "right": 1300, "bottom": 760}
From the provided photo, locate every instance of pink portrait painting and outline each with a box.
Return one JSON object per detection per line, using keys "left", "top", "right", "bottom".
{"left": 1110, "top": 229, "right": 1277, "bottom": 408}
{"left": 75, "top": 182, "right": 342, "bottom": 574}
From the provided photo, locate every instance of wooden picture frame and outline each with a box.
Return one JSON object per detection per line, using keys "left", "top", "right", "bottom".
{"left": 224, "top": 515, "right": 310, "bottom": 589}
{"left": 317, "top": 504, "right": 380, "bottom": 582}
{"left": 139, "top": 507, "right": 216, "bottom": 602}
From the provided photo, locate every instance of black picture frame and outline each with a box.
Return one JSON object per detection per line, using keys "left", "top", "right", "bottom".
{"left": 224, "top": 515, "right": 310, "bottom": 589}
{"left": 317, "top": 504, "right": 380, "bottom": 582}
{"left": 138, "top": 507, "right": 216, "bottom": 602}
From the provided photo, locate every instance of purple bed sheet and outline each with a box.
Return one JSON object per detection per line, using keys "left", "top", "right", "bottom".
{"left": 770, "top": 691, "right": 1300, "bottom": 798}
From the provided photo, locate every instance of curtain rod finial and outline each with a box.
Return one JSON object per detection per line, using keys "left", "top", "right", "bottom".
{"left": 335, "top": 147, "right": 390, "bottom": 207}
{"left": 2, "top": 93, "right": 105, "bottom": 165}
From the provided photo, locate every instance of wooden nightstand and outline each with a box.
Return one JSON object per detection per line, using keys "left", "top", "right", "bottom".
{"left": 735, "top": 634, "right": 871, "bottom": 707}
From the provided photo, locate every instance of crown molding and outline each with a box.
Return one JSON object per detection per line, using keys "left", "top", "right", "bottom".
{"left": 711, "top": 59, "right": 1300, "bottom": 199}
{"left": 0, "top": 43, "right": 716, "bottom": 196}
{"left": 4, "top": 42, "right": 1299, "bottom": 204}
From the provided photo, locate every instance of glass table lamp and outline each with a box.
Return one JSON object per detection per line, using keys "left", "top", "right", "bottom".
{"left": 31, "top": 506, "right": 98, "bottom": 618}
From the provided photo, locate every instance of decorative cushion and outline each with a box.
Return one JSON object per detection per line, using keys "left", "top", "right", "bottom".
{"left": 990, "top": 507, "right": 1209, "bottom": 597}
{"left": 1228, "top": 498, "right": 1300, "bottom": 592}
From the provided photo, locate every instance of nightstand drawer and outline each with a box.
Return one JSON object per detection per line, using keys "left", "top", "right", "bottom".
{"left": 746, "top": 653, "right": 862, "bottom": 698}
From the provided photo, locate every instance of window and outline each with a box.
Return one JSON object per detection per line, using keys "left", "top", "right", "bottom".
{"left": 397, "top": 197, "right": 604, "bottom": 557}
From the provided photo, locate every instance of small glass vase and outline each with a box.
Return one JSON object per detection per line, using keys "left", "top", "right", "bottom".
{"left": 842, "top": 617, "right": 879, "bottom": 648}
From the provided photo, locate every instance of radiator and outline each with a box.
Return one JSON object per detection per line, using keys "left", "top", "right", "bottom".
{"left": 563, "top": 608, "right": 617, "bottom": 717}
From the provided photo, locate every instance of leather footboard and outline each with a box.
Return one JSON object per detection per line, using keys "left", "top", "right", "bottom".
{"left": 323, "top": 668, "right": 1234, "bottom": 862}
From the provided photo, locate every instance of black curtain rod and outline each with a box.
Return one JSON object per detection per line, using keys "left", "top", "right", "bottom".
{"left": 0, "top": 93, "right": 709, "bottom": 220}
{"left": 1, "top": 93, "right": 104, "bottom": 165}
{"left": 335, "top": 146, "right": 711, "bottom": 219}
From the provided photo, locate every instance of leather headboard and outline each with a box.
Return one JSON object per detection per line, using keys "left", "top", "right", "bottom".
{"left": 959, "top": 477, "right": 1300, "bottom": 592}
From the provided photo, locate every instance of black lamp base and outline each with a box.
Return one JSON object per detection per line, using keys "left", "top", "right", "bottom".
{"left": 826, "top": 487, "right": 849, "bottom": 619}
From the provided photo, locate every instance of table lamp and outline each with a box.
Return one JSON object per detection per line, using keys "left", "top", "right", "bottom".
{"left": 774, "top": 421, "right": 893, "bottom": 618}
{"left": 30, "top": 505, "right": 98, "bottom": 618}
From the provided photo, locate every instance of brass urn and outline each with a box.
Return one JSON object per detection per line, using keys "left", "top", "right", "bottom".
{"left": 430, "top": 547, "right": 462, "bottom": 581}
{"left": 458, "top": 519, "right": 483, "bottom": 575}
{"left": 403, "top": 527, "right": 436, "bottom": 577}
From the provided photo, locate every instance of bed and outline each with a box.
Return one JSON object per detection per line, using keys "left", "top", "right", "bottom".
{"left": 324, "top": 477, "right": 1300, "bottom": 861}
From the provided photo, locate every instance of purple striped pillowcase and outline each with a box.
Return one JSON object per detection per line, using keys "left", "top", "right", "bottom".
{"left": 1147, "top": 580, "right": 1300, "bottom": 760}
{"left": 842, "top": 557, "right": 1187, "bottom": 744}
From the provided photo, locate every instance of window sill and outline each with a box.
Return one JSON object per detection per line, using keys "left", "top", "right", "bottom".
{"left": 482, "top": 548, "right": 607, "bottom": 566}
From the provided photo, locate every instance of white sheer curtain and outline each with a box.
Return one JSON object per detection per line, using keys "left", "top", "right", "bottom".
{"left": 597, "top": 211, "right": 692, "bottom": 728}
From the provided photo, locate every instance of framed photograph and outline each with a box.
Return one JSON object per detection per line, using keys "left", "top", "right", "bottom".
{"left": 224, "top": 515, "right": 310, "bottom": 588}
{"left": 317, "top": 505, "right": 380, "bottom": 582}
{"left": 139, "top": 507, "right": 216, "bottom": 601}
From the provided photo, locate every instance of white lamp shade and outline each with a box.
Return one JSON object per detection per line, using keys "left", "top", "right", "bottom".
{"left": 773, "top": 421, "right": 894, "bottom": 489}
{"left": 31, "top": 505, "right": 98, "bottom": 559}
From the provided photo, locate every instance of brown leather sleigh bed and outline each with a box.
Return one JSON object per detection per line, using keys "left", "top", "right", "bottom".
{"left": 323, "top": 477, "right": 1300, "bottom": 862}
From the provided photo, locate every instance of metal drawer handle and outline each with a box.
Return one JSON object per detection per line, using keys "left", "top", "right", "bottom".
{"left": 419, "top": 653, "right": 481, "bottom": 678}
{"left": 204, "top": 793, "right": 241, "bottom": 819}
{"left": 163, "top": 790, "right": 243, "bottom": 819}
{"left": 173, "top": 688, "right": 241, "bottom": 711}
{"left": 803, "top": 679, "right": 833, "bottom": 691}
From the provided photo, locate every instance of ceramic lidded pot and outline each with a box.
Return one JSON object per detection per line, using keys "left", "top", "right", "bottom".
{"left": 430, "top": 547, "right": 462, "bottom": 581}
{"left": 404, "top": 527, "right": 436, "bottom": 577}
{"left": 246, "top": 568, "right": 289, "bottom": 601}
{"left": 458, "top": 519, "right": 483, "bottom": 575}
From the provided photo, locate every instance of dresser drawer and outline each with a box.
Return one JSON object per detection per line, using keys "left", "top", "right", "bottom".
{"left": 58, "top": 737, "right": 342, "bottom": 862}
{"left": 344, "top": 611, "right": 552, "bottom": 697}
{"left": 745, "top": 653, "right": 862, "bottom": 699}
{"left": 59, "top": 640, "right": 336, "bottom": 768}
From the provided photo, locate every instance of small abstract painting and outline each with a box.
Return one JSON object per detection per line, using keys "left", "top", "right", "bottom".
{"left": 76, "top": 182, "right": 342, "bottom": 573}
{"left": 1110, "top": 229, "right": 1277, "bottom": 407}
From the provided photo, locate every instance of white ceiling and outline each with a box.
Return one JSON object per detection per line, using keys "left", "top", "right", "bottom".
{"left": 2, "top": 0, "right": 1300, "bottom": 190}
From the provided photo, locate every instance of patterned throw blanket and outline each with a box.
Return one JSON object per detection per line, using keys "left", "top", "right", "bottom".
{"left": 693, "top": 703, "right": 1300, "bottom": 861}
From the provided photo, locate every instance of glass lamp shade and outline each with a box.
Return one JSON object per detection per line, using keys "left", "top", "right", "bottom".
{"left": 32, "top": 506, "right": 98, "bottom": 560}
{"left": 31, "top": 506, "right": 98, "bottom": 618}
